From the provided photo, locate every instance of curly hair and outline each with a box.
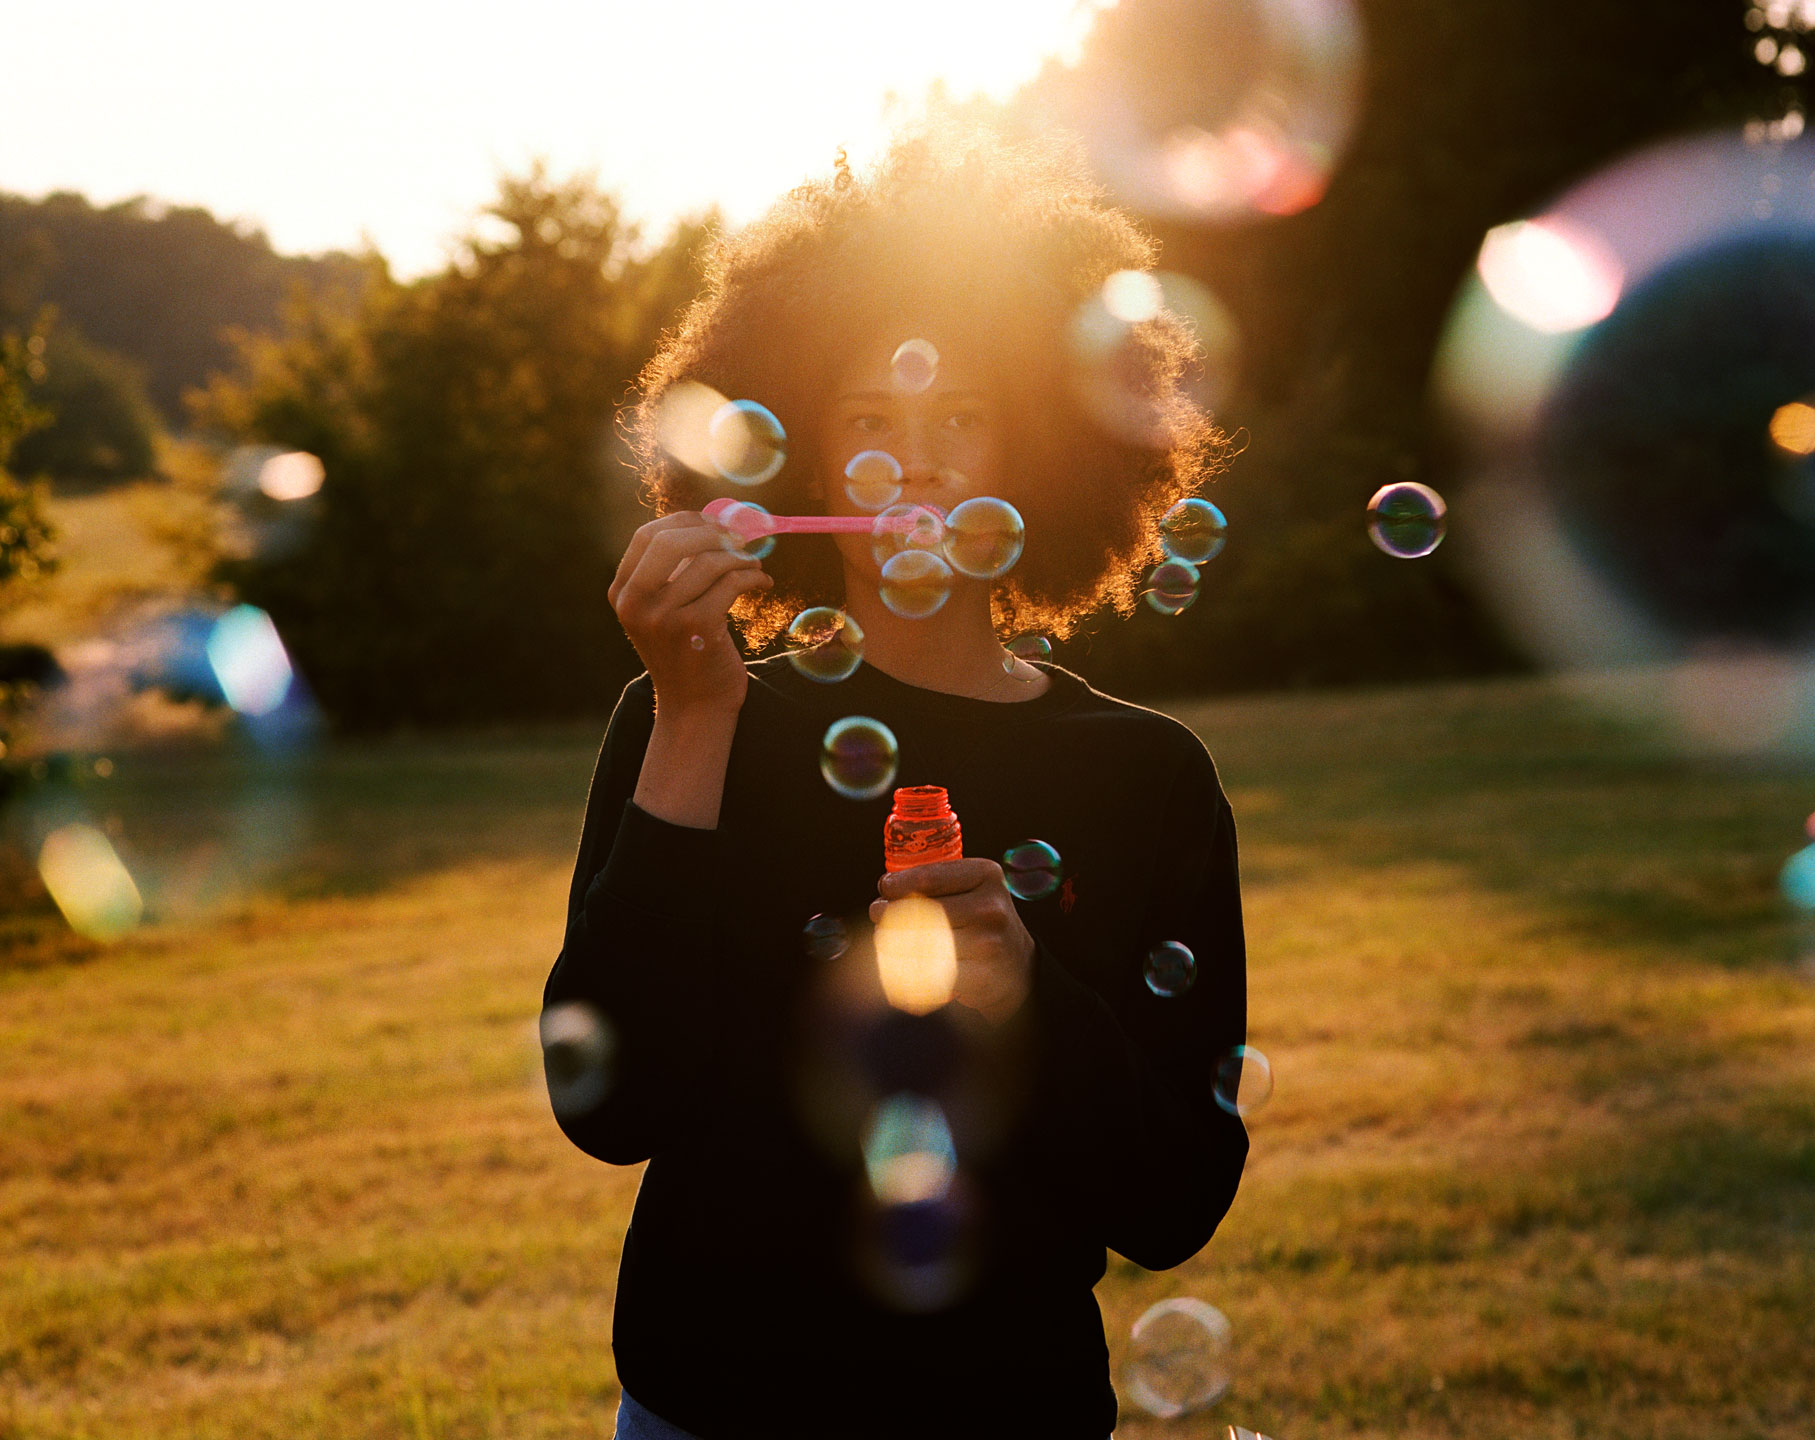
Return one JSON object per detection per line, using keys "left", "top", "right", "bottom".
{"left": 626, "top": 122, "right": 1230, "bottom": 649}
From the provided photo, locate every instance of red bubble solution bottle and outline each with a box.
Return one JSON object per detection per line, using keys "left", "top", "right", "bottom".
{"left": 883, "top": 786, "right": 963, "bottom": 872}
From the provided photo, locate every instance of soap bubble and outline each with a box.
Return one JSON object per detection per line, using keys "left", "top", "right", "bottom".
{"left": 1002, "top": 840, "right": 1062, "bottom": 901}
{"left": 707, "top": 399, "right": 787, "bottom": 485}
{"left": 1433, "top": 129, "right": 1815, "bottom": 757}
{"left": 1366, "top": 482, "right": 1447, "bottom": 559}
{"left": 1213, "top": 1045, "right": 1274, "bottom": 1117}
{"left": 1047, "top": 0, "right": 1364, "bottom": 223}
{"left": 880, "top": 550, "right": 954, "bottom": 619}
{"left": 540, "top": 1001, "right": 615, "bottom": 1118}
{"left": 1126, "top": 1297, "right": 1234, "bottom": 1419}
{"left": 943, "top": 497, "right": 1026, "bottom": 579}
{"left": 821, "top": 716, "right": 899, "bottom": 801}
{"left": 844, "top": 450, "right": 904, "bottom": 512}
{"left": 1144, "top": 559, "right": 1201, "bottom": 616}
{"left": 871, "top": 503, "right": 948, "bottom": 566}
{"left": 862, "top": 1094, "right": 958, "bottom": 1205}
{"left": 1069, "top": 270, "right": 1241, "bottom": 445}
{"left": 785, "top": 607, "right": 865, "bottom": 683}
{"left": 803, "top": 913, "right": 850, "bottom": 962}
{"left": 1144, "top": 941, "right": 1198, "bottom": 997}
{"left": 713, "top": 500, "right": 777, "bottom": 561}
{"left": 891, "top": 338, "right": 939, "bottom": 395}
{"left": 1161, "top": 498, "right": 1229, "bottom": 564}
{"left": 1782, "top": 843, "right": 1815, "bottom": 909}
{"left": 1007, "top": 635, "right": 1053, "bottom": 666}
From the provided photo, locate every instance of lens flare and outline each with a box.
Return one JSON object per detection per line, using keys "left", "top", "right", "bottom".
{"left": 1069, "top": 270, "right": 1241, "bottom": 445}
{"left": 873, "top": 894, "right": 958, "bottom": 1014}
{"left": 256, "top": 450, "right": 325, "bottom": 501}
{"left": 205, "top": 606, "right": 294, "bottom": 716}
{"left": 1476, "top": 218, "right": 1624, "bottom": 334}
{"left": 37, "top": 822, "right": 142, "bottom": 941}
{"left": 1771, "top": 400, "right": 1815, "bottom": 455}
{"left": 862, "top": 1094, "right": 958, "bottom": 1205}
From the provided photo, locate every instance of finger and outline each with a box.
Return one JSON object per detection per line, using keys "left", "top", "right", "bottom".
{"left": 612, "top": 512, "right": 700, "bottom": 602}
{"left": 868, "top": 898, "right": 887, "bottom": 924}
{"left": 661, "top": 547, "right": 767, "bottom": 609}
{"left": 616, "top": 524, "right": 747, "bottom": 611}
{"left": 674, "top": 567, "right": 774, "bottom": 628}
{"left": 878, "top": 859, "right": 1002, "bottom": 900}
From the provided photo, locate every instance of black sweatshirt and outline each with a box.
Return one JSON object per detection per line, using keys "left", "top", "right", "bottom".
{"left": 543, "top": 656, "right": 1248, "bottom": 1439}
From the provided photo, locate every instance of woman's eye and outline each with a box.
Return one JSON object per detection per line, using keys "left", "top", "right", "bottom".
{"left": 852, "top": 414, "right": 889, "bottom": 434}
{"left": 944, "top": 409, "right": 982, "bottom": 431}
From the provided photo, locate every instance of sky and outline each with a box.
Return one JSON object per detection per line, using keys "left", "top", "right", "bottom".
{"left": 5, "top": 0, "right": 1106, "bottom": 276}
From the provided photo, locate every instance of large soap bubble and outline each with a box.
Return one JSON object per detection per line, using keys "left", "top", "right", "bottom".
{"left": 879, "top": 550, "right": 954, "bottom": 619}
{"left": 785, "top": 607, "right": 865, "bottom": 683}
{"left": 1161, "top": 497, "right": 1229, "bottom": 564}
{"left": 821, "top": 716, "right": 899, "bottom": 801}
{"left": 707, "top": 399, "right": 787, "bottom": 485}
{"left": 1039, "top": 0, "right": 1365, "bottom": 223}
{"left": 1125, "top": 1297, "right": 1234, "bottom": 1419}
{"left": 943, "top": 497, "right": 1026, "bottom": 579}
{"left": 1434, "top": 129, "right": 1815, "bottom": 755}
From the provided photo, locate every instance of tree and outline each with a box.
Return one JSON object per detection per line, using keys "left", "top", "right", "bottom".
{"left": 11, "top": 320, "right": 160, "bottom": 485}
{"left": 196, "top": 168, "right": 711, "bottom": 730}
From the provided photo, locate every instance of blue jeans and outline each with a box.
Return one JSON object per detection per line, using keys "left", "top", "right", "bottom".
{"left": 614, "top": 1390, "right": 701, "bottom": 1440}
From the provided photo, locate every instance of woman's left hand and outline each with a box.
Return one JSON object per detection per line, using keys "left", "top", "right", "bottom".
{"left": 870, "top": 859, "right": 1034, "bottom": 1025}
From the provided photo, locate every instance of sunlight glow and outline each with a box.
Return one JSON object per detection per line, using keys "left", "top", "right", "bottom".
{"left": 1477, "top": 218, "right": 1624, "bottom": 334}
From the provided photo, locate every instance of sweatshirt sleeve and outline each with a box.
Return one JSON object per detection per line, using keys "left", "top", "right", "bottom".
{"left": 541, "top": 675, "right": 732, "bottom": 1165}
{"left": 1017, "top": 738, "right": 1249, "bottom": 1271}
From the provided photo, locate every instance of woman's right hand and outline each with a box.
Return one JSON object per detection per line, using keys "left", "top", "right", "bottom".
{"left": 609, "top": 511, "right": 774, "bottom": 717}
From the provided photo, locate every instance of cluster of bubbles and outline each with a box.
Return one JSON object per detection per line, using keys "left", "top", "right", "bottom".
{"left": 1434, "top": 128, "right": 1815, "bottom": 755}
{"left": 1143, "top": 498, "right": 1229, "bottom": 617}
{"left": 1125, "top": 1296, "right": 1235, "bottom": 1419}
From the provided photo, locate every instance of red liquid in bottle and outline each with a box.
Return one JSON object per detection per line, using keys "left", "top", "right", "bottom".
{"left": 883, "top": 786, "right": 963, "bottom": 872}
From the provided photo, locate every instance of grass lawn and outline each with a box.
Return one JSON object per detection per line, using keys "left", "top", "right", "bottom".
{"left": 2, "top": 676, "right": 1812, "bottom": 1439}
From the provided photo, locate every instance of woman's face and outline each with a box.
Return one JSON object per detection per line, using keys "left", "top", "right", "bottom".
{"left": 816, "top": 333, "right": 1006, "bottom": 587}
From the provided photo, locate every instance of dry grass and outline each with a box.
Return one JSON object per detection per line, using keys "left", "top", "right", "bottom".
{"left": 3, "top": 678, "right": 1813, "bottom": 1438}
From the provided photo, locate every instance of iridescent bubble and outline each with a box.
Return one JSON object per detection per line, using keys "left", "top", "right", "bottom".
{"left": 1160, "top": 498, "right": 1228, "bottom": 564}
{"left": 943, "top": 497, "right": 1026, "bottom": 580}
{"left": 1069, "top": 270, "right": 1241, "bottom": 446}
{"left": 870, "top": 502, "right": 947, "bottom": 566}
{"left": 1125, "top": 1297, "right": 1234, "bottom": 1420}
{"left": 803, "top": 913, "right": 850, "bottom": 962}
{"left": 36, "top": 822, "right": 142, "bottom": 941}
{"left": 205, "top": 606, "right": 294, "bottom": 716}
{"left": 891, "top": 338, "right": 939, "bottom": 395}
{"left": 863, "top": 1094, "right": 957, "bottom": 1205}
{"left": 1213, "top": 1045, "right": 1274, "bottom": 1117}
{"left": 1144, "top": 559, "right": 1201, "bottom": 616}
{"left": 540, "top": 1001, "right": 615, "bottom": 1118}
{"left": 844, "top": 449, "right": 904, "bottom": 512}
{"left": 785, "top": 607, "right": 865, "bottom": 683}
{"left": 880, "top": 549, "right": 954, "bottom": 620}
{"left": 707, "top": 399, "right": 787, "bottom": 486}
{"left": 821, "top": 716, "right": 899, "bottom": 801}
{"left": 1144, "top": 940, "right": 1197, "bottom": 997}
{"left": 1002, "top": 840, "right": 1062, "bottom": 901}
{"left": 1366, "top": 482, "right": 1447, "bottom": 559}
{"left": 1782, "top": 843, "right": 1815, "bottom": 909}
{"left": 713, "top": 500, "right": 777, "bottom": 561}
{"left": 1007, "top": 634, "right": 1053, "bottom": 664}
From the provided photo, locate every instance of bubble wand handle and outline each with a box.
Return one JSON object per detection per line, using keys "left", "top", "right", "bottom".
{"left": 702, "top": 497, "right": 920, "bottom": 542}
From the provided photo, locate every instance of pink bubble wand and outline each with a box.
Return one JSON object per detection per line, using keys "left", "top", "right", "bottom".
{"left": 703, "top": 497, "right": 936, "bottom": 545}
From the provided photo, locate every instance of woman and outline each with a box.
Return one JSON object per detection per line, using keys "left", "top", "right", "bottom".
{"left": 543, "top": 125, "right": 1248, "bottom": 1439}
